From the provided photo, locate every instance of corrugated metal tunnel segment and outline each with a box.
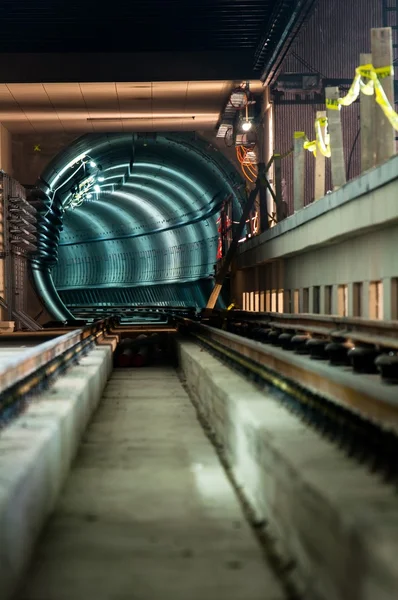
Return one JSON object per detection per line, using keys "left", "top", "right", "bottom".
{"left": 31, "top": 133, "right": 245, "bottom": 321}
{"left": 59, "top": 279, "right": 222, "bottom": 316}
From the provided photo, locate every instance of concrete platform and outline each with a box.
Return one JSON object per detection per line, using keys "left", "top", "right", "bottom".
{"left": 178, "top": 340, "right": 398, "bottom": 600}
{"left": 0, "top": 345, "right": 113, "bottom": 600}
{"left": 17, "top": 368, "right": 285, "bottom": 600}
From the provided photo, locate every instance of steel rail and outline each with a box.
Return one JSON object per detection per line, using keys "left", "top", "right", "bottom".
{"left": 186, "top": 322, "right": 398, "bottom": 430}
{"left": 0, "top": 318, "right": 117, "bottom": 425}
{"left": 188, "top": 322, "right": 398, "bottom": 480}
{"left": 219, "top": 311, "right": 398, "bottom": 349}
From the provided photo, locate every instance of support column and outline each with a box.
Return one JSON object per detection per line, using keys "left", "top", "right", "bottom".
{"left": 309, "top": 286, "right": 314, "bottom": 314}
{"left": 283, "top": 290, "right": 291, "bottom": 314}
{"left": 360, "top": 53, "right": 375, "bottom": 172}
{"left": 257, "top": 94, "right": 268, "bottom": 233}
{"left": 314, "top": 111, "right": 326, "bottom": 199}
{"left": 372, "top": 28, "right": 395, "bottom": 166}
{"left": 293, "top": 132, "right": 305, "bottom": 211}
{"left": 382, "top": 277, "right": 392, "bottom": 321}
{"left": 362, "top": 282, "right": 370, "bottom": 319}
{"left": 259, "top": 87, "right": 275, "bottom": 230}
{"left": 320, "top": 286, "right": 326, "bottom": 316}
{"left": 331, "top": 285, "right": 339, "bottom": 316}
{"left": 326, "top": 87, "right": 346, "bottom": 189}
{"left": 347, "top": 283, "right": 355, "bottom": 317}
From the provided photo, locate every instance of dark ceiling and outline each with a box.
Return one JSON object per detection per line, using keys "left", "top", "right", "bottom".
{"left": 1, "top": 0, "right": 317, "bottom": 79}
{"left": 2, "top": 0, "right": 269, "bottom": 52}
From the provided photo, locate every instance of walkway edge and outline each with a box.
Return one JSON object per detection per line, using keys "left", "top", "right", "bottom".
{"left": 178, "top": 340, "right": 398, "bottom": 600}
{"left": 0, "top": 345, "right": 113, "bottom": 600}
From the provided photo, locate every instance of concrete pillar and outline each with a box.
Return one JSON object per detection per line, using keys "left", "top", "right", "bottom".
{"left": 283, "top": 290, "right": 291, "bottom": 313}
{"left": 362, "top": 282, "right": 370, "bottom": 319}
{"left": 331, "top": 285, "right": 339, "bottom": 316}
{"left": 0, "top": 124, "right": 12, "bottom": 176}
{"left": 320, "top": 286, "right": 326, "bottom": 316}
{"left": 347, "top": 283, "right": 354, "bottom": 317}
{"left": 260, "top": 88, "right": 275, "bottom": 225}
{"left": 382, "top": 277, "right": 392, "bottom": 321}
{"left": 309, "top": 286, "right": 314, "bottom": 314}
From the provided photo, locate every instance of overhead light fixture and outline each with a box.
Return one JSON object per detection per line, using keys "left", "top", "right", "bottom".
{"left": 241, "top": 101, "right": 253, "bottom": 131}
{"left": 94, "top": 184, "right": 101, "bottom": 192}
{"left": 97, "top": 176, "right": 105, "bottom": 182}
{"left": 89, "top": 161, "right": 97, "bottom": 168}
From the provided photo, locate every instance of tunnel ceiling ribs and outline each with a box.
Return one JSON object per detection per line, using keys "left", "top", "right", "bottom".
{"left": 31, "top": 133, "right": 246, "bottom": 321}
{"left": 0, "top": 0, "right": 316, "bottom": 79}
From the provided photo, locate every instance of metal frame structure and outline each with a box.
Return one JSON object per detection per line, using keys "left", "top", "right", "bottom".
{"left": 0, "top": 174, "right": 40, "bottom": 331}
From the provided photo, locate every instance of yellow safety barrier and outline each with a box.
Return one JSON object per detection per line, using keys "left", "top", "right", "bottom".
{"left": 300, "top": 116, "right": 331, "bottom": 158}
{"left": 315, "top": 116, "right": 331, "bottom": 158}
{"left": 329, "top": 63, "right": 398, "bottom": 131}
{"left": 298, "top": 62, "right": 397, "bottom": 160}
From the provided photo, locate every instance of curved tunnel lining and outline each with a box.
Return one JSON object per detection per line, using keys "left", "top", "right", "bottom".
{"left": 32, "top": 133, "right": 245, "bottom": 321}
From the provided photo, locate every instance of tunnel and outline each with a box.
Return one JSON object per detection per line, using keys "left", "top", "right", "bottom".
{"left": 30, "top": 133, "right": 246, "bottom": 321}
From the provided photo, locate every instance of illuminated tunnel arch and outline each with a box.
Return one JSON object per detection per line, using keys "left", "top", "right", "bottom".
{"left": 31, "top": 132, "right": 246, "bottom": 321}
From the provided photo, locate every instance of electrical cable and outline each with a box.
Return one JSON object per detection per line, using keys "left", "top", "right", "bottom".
{"left": 41, "top": 159, "right": 86, "bottom": 221}
{"left": 347, "top": 127, "right": 360, "bottom": 180}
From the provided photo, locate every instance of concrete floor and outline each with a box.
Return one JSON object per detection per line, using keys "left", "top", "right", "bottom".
{"left": 18, "top": 367, "right": 284, "bottom": 600}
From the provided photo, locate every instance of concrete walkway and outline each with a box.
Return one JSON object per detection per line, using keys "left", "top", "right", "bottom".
{"left": 18, "top": 367, "right": 284, "bottom": 600}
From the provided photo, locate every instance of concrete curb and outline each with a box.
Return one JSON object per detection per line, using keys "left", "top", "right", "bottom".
{"left": 178, "top": 340, "right": 398, "bottom": 600}
{"left": 0, "top": 345, "right": 113, "bottom": 600}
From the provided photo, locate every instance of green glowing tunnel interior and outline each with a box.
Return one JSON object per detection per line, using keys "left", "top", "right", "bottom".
{"left": 33, "top": 133, "right": 245, "bottom": 320}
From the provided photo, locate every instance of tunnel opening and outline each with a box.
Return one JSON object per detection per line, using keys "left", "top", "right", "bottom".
{"left": 30, "top": 132, "right": 245, "bottom": 322}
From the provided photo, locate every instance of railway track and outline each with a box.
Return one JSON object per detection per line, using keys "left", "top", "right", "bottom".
{"left": 200, "top": 311, "right": 398, "bottom": 377}
{"left": 0, "top": 317, "right": 288, "bottom": 600}
{"left": 0, "top": 317, "right": 177, "bottom": 426}
{"left": 0, "top": 319, "right": 116, "bottom": 426}
{"left": 182, "top": 313, "right": 398, "bottom": 482}
{"left": 2, "top": 310, "right": 398, "bottom": 599}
